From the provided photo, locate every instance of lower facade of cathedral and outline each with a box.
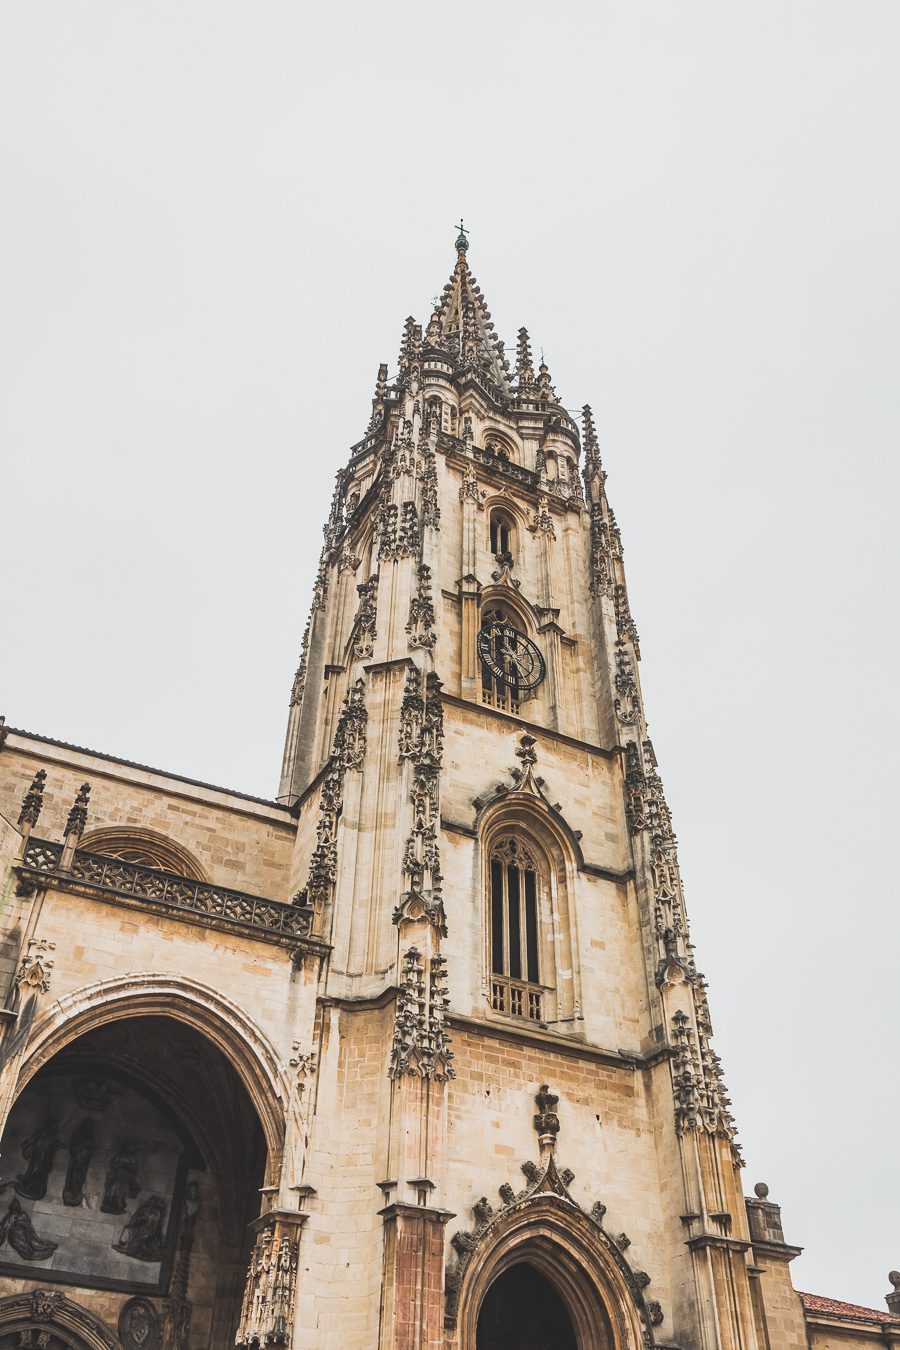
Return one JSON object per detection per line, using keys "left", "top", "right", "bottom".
{"left": 0, "top": 726, "right": 895, "bottom": 1349}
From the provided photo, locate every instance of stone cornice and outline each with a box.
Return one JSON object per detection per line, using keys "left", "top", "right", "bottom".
{"left": 685, "top": 1233, "right": 752, "bottom": 1255}
{"left": 448, "top": 1011, "right": 672, "bottom": 1071}
{"left": 751, "top": 1238, "right": 804, "bottom": 1263}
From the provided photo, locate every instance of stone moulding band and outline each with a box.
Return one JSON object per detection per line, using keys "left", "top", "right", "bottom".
{"left": 16, "top": 838, "right": 319, "bottom": 946}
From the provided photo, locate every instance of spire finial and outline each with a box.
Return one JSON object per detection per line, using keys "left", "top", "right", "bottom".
{"left": 454, "top": 218, "right": 470, "bottom": 253}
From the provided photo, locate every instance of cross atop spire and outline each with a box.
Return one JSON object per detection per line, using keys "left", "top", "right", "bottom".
{"left": 454, "top": 218, "right": 469, "bottom": 253}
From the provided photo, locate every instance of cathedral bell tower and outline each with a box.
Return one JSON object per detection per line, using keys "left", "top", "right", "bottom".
{"left": 274, "top": 231, "right": 806, "bottom": 1349}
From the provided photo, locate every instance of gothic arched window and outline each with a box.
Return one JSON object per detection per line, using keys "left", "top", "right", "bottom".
{"left": 488, "top": 836, "right": 544, "bottom": 1021}
{"left": 489, "top": 509, "right": 515, "bottom": 560}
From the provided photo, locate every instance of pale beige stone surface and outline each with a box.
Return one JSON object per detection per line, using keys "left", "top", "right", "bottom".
{"left": 0, "top": 243, "right": 873, "bottom": 1350}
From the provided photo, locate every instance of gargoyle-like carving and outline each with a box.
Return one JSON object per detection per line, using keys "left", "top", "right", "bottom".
{"left": 459, "top": 460, "right": 484, "bottom": 505}
{"left": 289, "top": 621, "right": 311, "bottom": 707}
{"left": 528, "top": 495, "right": 556, "bottom": 538}
{"left": 396, "top": 501, "right": 421, "bottom": 559}
{"left": 352, "top": 575, "right": 378, "bottom": 660}
{"left": 407, "top": 563, "right": 437, "bottom": 650}
{"left": 64, "top": 783, "right": 91, "bottom": 841}
{"left": 333, "top": 679, "right": 368, "bottom": 771}
{"left": 18, "top": 769, "right": 47, "bottom": 829}
{"left": 396, "top": 674, "right": 444, "bottom": 930}
{"left": 15, "top": 938, "right": 55, "bottom": 996}
{"left": 614, "top": 584, "right": 640, "bottom": 655}
{"left": 389, "top": 947, "right": 454, "bottom": 1080}
{"left": 614, "top": 642, "right": 640, "bottom": 724}
{"left": 398, "top": 666, "right": 424, "bottom": 761}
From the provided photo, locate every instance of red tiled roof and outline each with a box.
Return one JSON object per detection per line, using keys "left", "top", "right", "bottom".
{"left": 800, "top": 1291, "right": 892, "bottom": 1324}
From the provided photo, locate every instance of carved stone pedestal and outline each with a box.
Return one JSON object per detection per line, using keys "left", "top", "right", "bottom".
{"left": 379, "top": 1202, "right": 453, "bottom": 1350}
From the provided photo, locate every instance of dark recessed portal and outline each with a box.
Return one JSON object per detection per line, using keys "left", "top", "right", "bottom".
{"left": 476, "top": 1262, "right": 578, "bottom": 1350}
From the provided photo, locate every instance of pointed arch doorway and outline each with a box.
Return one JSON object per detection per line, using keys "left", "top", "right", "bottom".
{"left": 476, "top": 1262, "right": 577, "bottom": 1350}
{"left": 451, "top": 1195, "right": 647, "bottom": 1350}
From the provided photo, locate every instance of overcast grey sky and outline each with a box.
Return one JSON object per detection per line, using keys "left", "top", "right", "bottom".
{"left": 2, "top": 0, "right": 898, "bottom": 1308}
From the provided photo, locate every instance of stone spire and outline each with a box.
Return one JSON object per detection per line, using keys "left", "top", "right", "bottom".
{"left": 432, "top": 232, "right": 512, "bottom": 398}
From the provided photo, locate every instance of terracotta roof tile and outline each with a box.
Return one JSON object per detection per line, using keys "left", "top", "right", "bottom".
{"left": 800, "top": 1291, "right": 891, "bottom": 1323}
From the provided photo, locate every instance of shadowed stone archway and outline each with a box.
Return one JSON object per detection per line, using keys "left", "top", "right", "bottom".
{"left": 476, "top": 1262, "right": 577, "bottom": 1350}
{"left": 0, "top": 1014, "right": 269, "bottom": 1348}
{"left": 452, "top": 1193, "right": 650, "bottom": 1350}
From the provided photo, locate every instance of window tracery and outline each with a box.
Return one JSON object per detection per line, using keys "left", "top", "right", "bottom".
{"left": 488, "top": 509, "right": 515, "bottom": 560}
{"left": 78, "top": 830, "right": 204, "bottom": 881}
{"left": 488, "top": 835, "right": 544, "bottom": 1022}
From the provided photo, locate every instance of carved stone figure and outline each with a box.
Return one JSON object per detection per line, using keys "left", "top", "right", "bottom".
{"left": 0, "top": 1198, "right": 58, "bottom": 1261}
{"left": 114, "top": 1194, "right": 168, "bottom": 1262}
{"left": 62, "top": 1118, "right": 94, "bottom": 1207}
{"left": 533, "top": 1085, "right": 560, "bottom": 1142}
{"left": 15, "top": 1117, "right": 61, "bottom": 1201}
{"left": 100, "top": 1141, "right": 140, "bottom": 1213}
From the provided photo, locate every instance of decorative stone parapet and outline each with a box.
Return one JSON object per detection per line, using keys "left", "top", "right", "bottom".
{"left": 15, "top": 839, "right": 320, "bottom": 947}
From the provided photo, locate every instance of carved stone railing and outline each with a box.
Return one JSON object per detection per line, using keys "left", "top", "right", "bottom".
{"left": 490, "top": 976, "right": 544, "bottom": 1023}
{"left": 17, "top": 839, "right": 315, "bottom": 945}
{"left": 441, "top": 435, "right": 541, "bottom": 493}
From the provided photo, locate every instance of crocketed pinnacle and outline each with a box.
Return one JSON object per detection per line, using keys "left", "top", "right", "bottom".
{"left": 516, "top": 327, "right": 535, "bottom": 391}
{"left": 366, "top": 362, "right": 389, "bottom": 432}
{"left": 581, "top": 404, "right": 602, "bottom": 478}
{"left": 397, "top": 316, "right": 422, "bottom": 375}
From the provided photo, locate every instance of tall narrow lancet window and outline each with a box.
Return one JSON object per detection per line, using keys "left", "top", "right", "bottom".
{"left": 489, "top": 837, "right": 543, "bottom": 1021}
{"left": 489, "top": 509, "right": 514, "bottom": 559}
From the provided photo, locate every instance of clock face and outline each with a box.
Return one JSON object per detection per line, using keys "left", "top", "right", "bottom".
{"left": 477, "top": 619, "right": 546, "bottom": 693}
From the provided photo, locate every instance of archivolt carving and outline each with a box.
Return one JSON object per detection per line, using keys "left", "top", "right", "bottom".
{"left": 15, "top": 975, "right": 288, "bottom": 1170}
{"left": 447, "top": 1161, "right": 658, "bottom": 1348}
{"left": 0, "top": 1290, "right": 121, "bottom": 1350}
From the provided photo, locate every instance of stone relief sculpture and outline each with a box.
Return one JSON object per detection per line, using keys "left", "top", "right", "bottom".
{"left": 119, "top": 1296, "right": 161, "bottom": 1349}
{"left": 62, "top": 1119, "right": 94, "bottom": 1207}
{"left": 114, "top": 1195, "right": 168, "bottom": 1262}
{"left": 0, "top": 1197, "right": 58, "bottom": 1261}
{"left": 15, "top": 1117, "right": 60, "bottom": 1201}
{"left": 101, "top": 1141, "right": 140, "bottom": 1213}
